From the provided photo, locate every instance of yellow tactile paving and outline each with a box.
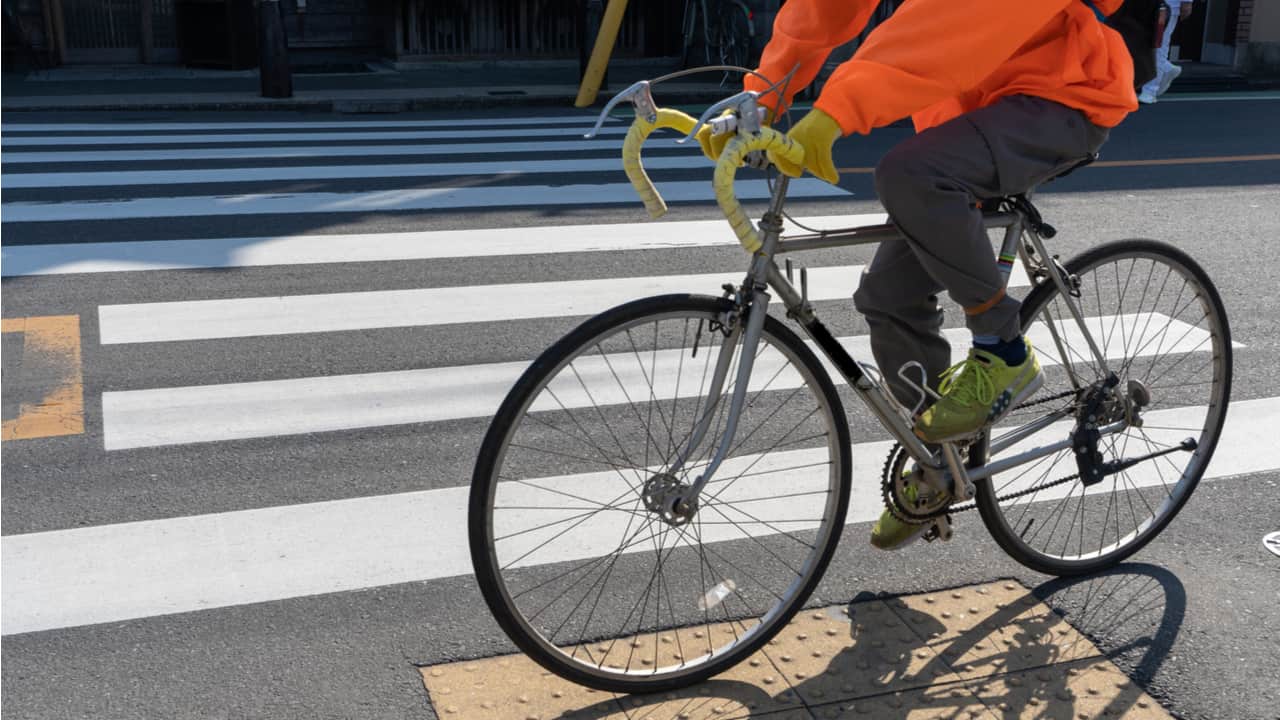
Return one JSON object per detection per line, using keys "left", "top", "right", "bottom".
{"left": 419, "top": 580, "right": 1176, "bottom": 719}
{"left": 1, "top": 315, "right": 84, "bottom": 441}
{"left": 611, "top": 619, "right": 808, "bottom": 719}
{"left": 811, "top": 684, "right": 997, "bottom": 719}
{"left": 966, "top": 657, "right": 1172, "bottom": 719}
{"left": 887, "top": 581, "right": 1101, "bottom": 680}
{"left": 421, "top": 653, "right": 625, "bottom": 719}
{"left": 767, "top": 603, "right": 963, "bottom": 707}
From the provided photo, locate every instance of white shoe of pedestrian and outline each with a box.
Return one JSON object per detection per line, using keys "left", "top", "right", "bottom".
{"left": 1157, "top": 64, "right": 1183, "bottom": 96}
{"left": 1138, "top": 90, "right": 1157, "bottom": 105}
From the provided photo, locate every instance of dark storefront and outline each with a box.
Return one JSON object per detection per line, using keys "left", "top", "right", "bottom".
{"left": 3, "top": 0, "right": 1271, "bottom": 75}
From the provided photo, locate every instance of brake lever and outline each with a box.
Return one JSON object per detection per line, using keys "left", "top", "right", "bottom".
{"left": 679, "top": 91, "right": 763, "bottom": 145}
{"left": 584, "top": 80, "right": 658, "bottom": 138}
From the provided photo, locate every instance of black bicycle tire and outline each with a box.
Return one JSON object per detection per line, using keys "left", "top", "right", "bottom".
{"left": 680, "top": 0, "right": 697, "bottom": 68}
{"left": 469, "top": 294, "right": 852, "bottom": 693}
{"left": 725, "top": 1, "right": 754, "bottom": 69}
{"left": 975, "top": 239, "right": 1232, "bottom": 576}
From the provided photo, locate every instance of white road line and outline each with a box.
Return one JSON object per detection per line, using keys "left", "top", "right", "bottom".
{"left": 0, "top": 214, "right": 888, "bottom": 277}
{"left": 0, "top": 116, "right": 614, "bottom": 132}
{"left": 1156, "top": 92, "right": 1280, "bottom": 102}
{"left": 1, "top": 178, "right": 850, "bottom": 222}
{"left": 0, "top": 126, "right": 627, "bottom": 147}
{"left": 100, "top": 262, "right": 1012, "bottom": 344}
{"left": 7, "top": 396, "right": 1273, "bottom": 635}
{"left": 0, "top": 140, "right": 631, "bottom": 164}
{"left": 101, "top": 309, "right": 1190, "bottom": 451}
{"left": 1, "top": 155, "right": 709, "bottom": 189}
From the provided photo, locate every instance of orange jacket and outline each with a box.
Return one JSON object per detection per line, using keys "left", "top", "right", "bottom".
{"left": 744, "top": 0, "right": 1137, "bottom": 136}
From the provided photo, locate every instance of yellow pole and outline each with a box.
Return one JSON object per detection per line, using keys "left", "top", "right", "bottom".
{"left": 574, "top": 0, "right": 630, "bottom": 107}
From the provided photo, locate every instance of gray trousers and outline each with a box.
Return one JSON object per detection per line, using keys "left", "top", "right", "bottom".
{"left": 853, "top": 94, "right": 1109, "bottom": 406}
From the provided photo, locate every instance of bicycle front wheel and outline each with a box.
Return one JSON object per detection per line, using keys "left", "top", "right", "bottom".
{"left": 470, "top": 294, "right": 851, "bottom": 693}
{"left": 976, "top": 239, "right": 1232, "bottom": 575}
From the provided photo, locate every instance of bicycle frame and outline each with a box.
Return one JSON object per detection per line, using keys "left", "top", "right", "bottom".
{"left": 671, "top": 176, "right": 1127, "bottom": 510}
{"left": 588, "top": 83, "right": 1127, "bottom": 516}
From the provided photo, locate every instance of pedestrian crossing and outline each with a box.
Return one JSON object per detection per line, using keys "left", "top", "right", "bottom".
{"left": 98, "top": 312, "right": 1212, "bottom": 452}
{"left": 0, "top": 109, "right": 1265, "bottom": 651}
{"left": 0, "top": 110, "right": 859, "bottom": 637}
{"left": 9, "top": 395, "right": 1277, "bottom": 637}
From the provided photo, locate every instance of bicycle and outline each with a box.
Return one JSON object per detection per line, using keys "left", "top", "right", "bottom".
{"left": 681, "top": 0, "right": 755, "bottom": 79}
{"left": 468, "top": 76, "right": 1232, "bottom": 694}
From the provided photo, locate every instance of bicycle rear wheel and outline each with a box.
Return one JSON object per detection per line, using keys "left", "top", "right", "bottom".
{"left": 976, "top": 239, "right": 1232, "bottom": 575}
{"left": 470, "top": 294, "right": 850, "bottom": 693}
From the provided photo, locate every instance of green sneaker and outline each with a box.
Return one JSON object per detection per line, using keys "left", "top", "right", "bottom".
{"left": 870, "top": 472, "right": 933, "bottom": 550}
{"left": 914, "top": 339, "right": 1043, "bottom": 443}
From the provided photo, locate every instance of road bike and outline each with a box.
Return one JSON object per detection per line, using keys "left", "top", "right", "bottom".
{"left": 468, "top": 77, "right": 1232, "bottom": 693}
{"left": 681, "top": 0, "right": 755, "bottom": 79}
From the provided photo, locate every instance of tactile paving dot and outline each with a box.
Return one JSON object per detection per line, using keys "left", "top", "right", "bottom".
{"left": 814, "top": 684, "right": 998, "bottom": 719}
{"left": 420, "top": 654, "right": 625, "bottom": 719}
{"left": 767, "top": 599, "right": 961, "bottom": 707}
{"left": 419, "top": 582, "right": 1176, "bottom": 719}
{"left": 616, "top": 620, "right": 807, "bottom": 719}
{"left": 887, "top": 581, "right": 1102, "bottom": 679}
{"left": 965, "top": 657, "right": 1174, "bottom": 719}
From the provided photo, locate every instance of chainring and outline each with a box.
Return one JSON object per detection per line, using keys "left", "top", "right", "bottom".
{"left": 879, "top": 444, "right": 951, "bottom": 525}
{"left": 878, "top": 389, "right": 1085, "bottom": 524}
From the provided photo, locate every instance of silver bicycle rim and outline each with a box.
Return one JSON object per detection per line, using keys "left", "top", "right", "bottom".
{"left": 479, "top": 305, "right": 844, "bottom": 685}
{"left": 987, "top": 246, "right": 1229, "bottom": 564}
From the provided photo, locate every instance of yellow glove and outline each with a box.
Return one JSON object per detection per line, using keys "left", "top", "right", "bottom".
{"left": 768, "top": 108, "right": 842, "bottom": 185}
{"left": 695, "top": 112, "right": 736, "bottom": 163}
{"left": 695, "top": 107, "right": 778, "bottom": 163}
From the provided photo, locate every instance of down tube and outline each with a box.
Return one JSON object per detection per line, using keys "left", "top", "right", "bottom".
{"left": 797, "top": 315, "right": 938, "bottom": 463}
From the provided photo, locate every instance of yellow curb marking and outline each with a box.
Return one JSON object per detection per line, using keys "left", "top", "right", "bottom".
{"left": 837, "top": 152, "right": 1280, "bottom": 174}
{"left": 419, "top": 581, "right": 1173, "bottom": 719}
{"left": 1, "top": 315, "right": 85, "bottom": 441}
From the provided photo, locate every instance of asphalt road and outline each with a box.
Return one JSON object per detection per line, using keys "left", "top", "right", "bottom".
{"left": 2, "top": 94, "right": 1279, "bottom": 720}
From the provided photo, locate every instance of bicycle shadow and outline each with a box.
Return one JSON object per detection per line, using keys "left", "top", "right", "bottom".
{"left": 607, "top": 563, "right": 1184, "bottom": 719}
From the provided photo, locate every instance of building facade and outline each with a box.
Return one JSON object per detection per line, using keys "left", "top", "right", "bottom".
{"left": 4, "top": 0, "right": 1276, "bottom": 75}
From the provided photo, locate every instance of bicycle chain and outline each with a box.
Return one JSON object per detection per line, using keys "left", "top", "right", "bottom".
{"left": 879, "top": 389, "right": 1080, "bottom": 525}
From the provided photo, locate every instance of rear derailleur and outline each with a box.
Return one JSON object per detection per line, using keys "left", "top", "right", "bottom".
{"left": 1071, "top": 373, "right": 1196, "bottom": 487}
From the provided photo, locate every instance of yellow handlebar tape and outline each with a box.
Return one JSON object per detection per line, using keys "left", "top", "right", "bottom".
{"left": 714, "top": 127, "right": 804, "bottom": 253}
{"left": 622, "top": 109, "right": 698, "bottom": 219}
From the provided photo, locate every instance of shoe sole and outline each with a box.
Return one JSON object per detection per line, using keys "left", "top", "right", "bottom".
{"left": 914, "top": 371, "right": 1045, "bottom": 444}
{"left": 870, "top": 524, "right": 929, "bottom": 551}
{"left": 1157, "top": 66, "right": 1182, "bottom": 96}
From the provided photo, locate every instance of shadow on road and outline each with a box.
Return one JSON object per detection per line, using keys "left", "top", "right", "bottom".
{"left": 605, "top": 564, "right": 1185, "bottom": 719}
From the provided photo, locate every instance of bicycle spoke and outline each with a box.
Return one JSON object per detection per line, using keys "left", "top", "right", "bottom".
{"left": 480, "top": 301, "right": 848, "bottom": 687}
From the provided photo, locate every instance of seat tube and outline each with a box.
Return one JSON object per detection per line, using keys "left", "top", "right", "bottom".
{"left": 1024, "top": 229, "right": 1112, "bottom": 374}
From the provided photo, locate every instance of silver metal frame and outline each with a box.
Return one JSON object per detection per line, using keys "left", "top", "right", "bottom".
{"left": 587, "top": 86, "right": 1126, "bottom": 515}
{"left": 670, "top": 155, "right": 1124, "bottom": 511}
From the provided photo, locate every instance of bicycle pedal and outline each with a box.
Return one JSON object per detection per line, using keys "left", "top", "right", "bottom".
{"left": 923, "top": 515, "right": 953, "bottom": 543}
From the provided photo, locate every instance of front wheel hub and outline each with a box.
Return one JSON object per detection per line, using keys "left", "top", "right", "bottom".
{"left": 643, "top": 473, "right": 697, "bottom": 526}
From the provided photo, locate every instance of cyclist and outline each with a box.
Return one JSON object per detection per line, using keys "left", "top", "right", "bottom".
{"left": 698, "top": 0, "right": 1135, "bottom": 549}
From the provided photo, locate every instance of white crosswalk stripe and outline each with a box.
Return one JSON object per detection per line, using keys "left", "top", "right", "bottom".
{"left": 2, "top": 179, "right": 848, "bottom": 222}
{"left": 99, "top": 313, "right": 1211, "bottom": 451}
{"left": 0, "top": 110, "right": 1260, "bottom": 650}
{"left": 0, "top": 140, "right": 632, "bottom": 163}
{"left": 6, "top": 397, "right": 1276, "bottom": 635}
{"left": 0, "top": 125, "right": 631, "bottom": 146}
{"left": 0, "top": 214, "right": 887, "bottom": 276}
{"left": 96, "top": 264, "right": 1030, "bottom": 343}
{"left": 0, "top": 115, "right": 627, "bottom": 132}
{"left": 1, "top": 156, "right": 709, "bottom": 188}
